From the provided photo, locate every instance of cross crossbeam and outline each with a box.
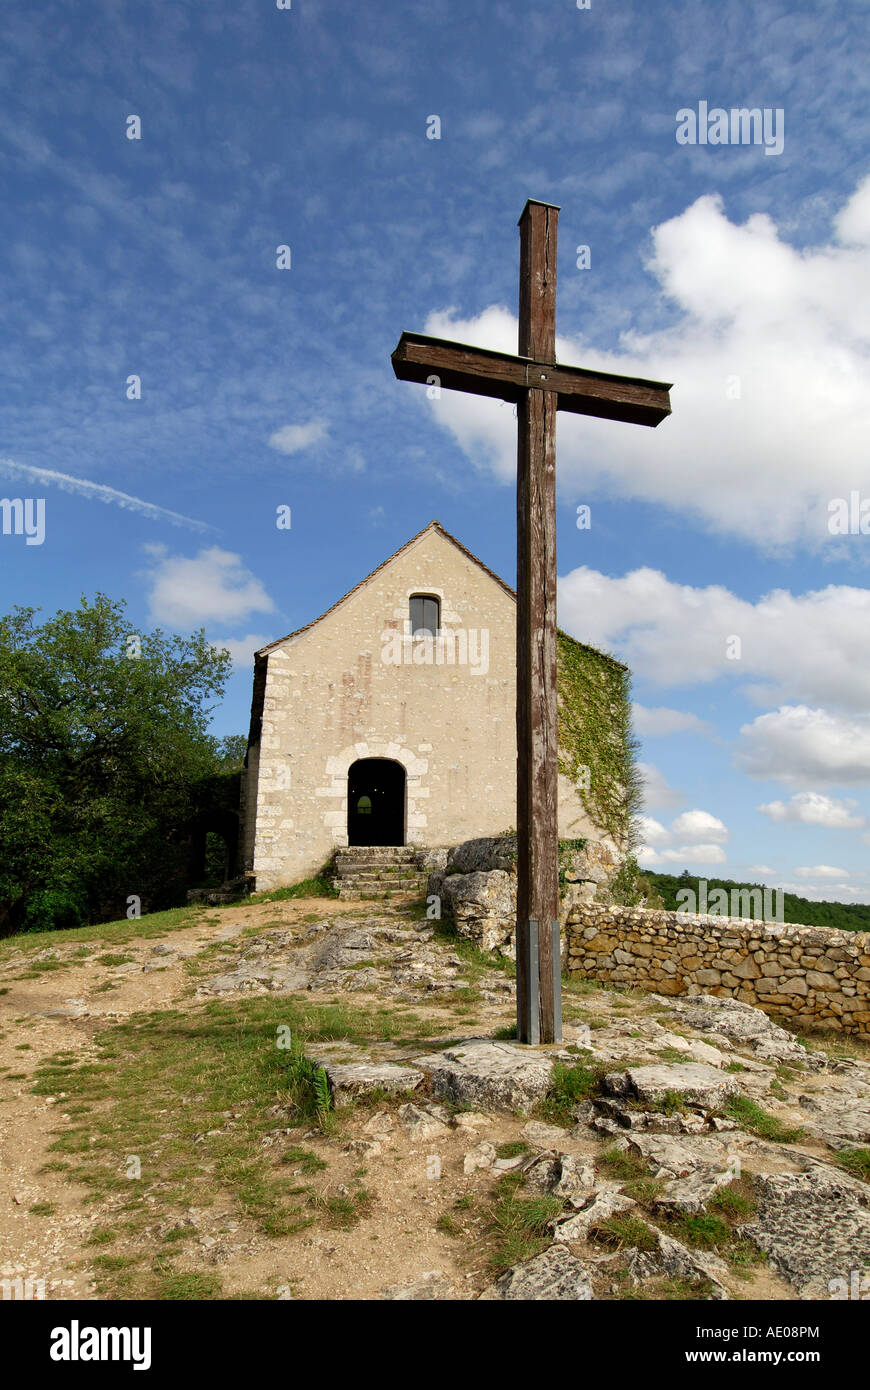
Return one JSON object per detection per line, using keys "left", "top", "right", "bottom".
{"left": 391, "top": 199, "right": 673, "bottom": 1044}
{"left": 392, "top": 331, "right": 671, "bottom": 426}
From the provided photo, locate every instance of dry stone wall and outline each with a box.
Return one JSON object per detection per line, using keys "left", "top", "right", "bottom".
{"left": 566, "top": 904, "right": 870, "bottom": 1037}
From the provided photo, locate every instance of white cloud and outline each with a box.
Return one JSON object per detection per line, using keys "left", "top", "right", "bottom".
{"left": 267, "top": 420, "right": 329, "bottom": 454}
{"left": 735, "top": 706, "right": 870, "bottom": 786}
{"left": 747, "top": 865, "right": 776, "bottom": 877}
{"left": 211, "top": 634, "right": 274, "bottom": 670}
{"left": 636, "top": 809, "right": 729, "bottom": 868}
{"left": 143, "top": 545, "right": 276, "bottom": 629}
{"left": 757, "top": 791, "right": 866, "bottom": 829}
{"left": 558, "top": 568, "right": 870, "bottom": 712}
{"left": 637, "top": 814, "right": 670, "bottom": 846}
{"left": 640, "top": 843, "right": 728, "bottom": 867}
{"left": 631, "top": 703, "right": 711, "bottom": 737}
{"left": 638, "top": 761, "right": 684, "bottom": 810}
{"left": 421, "top": 176, "right": 870, "bottom": 550}
{"left": 780, "top": 881, "right": 870, "bottom": 902}
{"left": 670, "top": 809, "right": 730, "bottom": 844}
{"left": 793, "top": 864, "right": 850, "bottom": 879}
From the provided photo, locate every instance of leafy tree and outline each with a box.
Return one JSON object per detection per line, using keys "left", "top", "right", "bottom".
{"left": 0, "top": 594, "right": 238, "bottom": 935}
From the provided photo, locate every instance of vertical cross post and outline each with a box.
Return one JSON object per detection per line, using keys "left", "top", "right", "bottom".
{"left": 515, "top": 200, "right": 561, "bottom": 1045}
{"left": 391, "top": 199, "right": 672, "bottom": 1044}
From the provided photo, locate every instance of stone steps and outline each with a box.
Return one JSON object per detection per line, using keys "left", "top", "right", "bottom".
{"left": 333, "top": 847, "right": 428, "bottom": 901}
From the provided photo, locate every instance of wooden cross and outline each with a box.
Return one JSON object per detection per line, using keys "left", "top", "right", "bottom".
{"left": 391, "top": 199, "right": 672, "bottom": 1044}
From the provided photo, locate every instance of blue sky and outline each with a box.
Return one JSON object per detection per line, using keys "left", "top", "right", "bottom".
{"left": 3, "top": 0, "right": 870, "bottom": 901}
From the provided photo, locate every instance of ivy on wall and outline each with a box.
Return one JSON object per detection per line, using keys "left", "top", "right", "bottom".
{"left": 556, "top": 630, "right": 641, "bottom": 850}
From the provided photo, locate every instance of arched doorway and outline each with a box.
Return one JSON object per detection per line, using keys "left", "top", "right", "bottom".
{"left": 347, "top": 759, "right": 405, "bottom": 847}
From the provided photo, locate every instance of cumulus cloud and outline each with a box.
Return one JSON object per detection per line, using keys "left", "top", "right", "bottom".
{"left": 211, "top": 634, "right": 274, "bottom": 670}
{"left": 637, "top": 815, "right": 670, "bottom": 846}
{"left": 268, "top": 420, "right": 329, "bottom": 454}
{"left": 747, "top": 865, "right": 776, "bottom": 877}
{"left": 793, "top": 864, "right": 850, "bottom": 879}
{"left": 631, "top": 703, "right": 712, "bottom": 737}
{"left": 142, "top": 545, "right": 276, "bottom": 629}
{"left": 778, "top": 880, "right": 869, "bottom": 902}
{"left": 735, "top": 706, "right": 870, "bottom": 786}
{"left": 635, "top": 808, "right": 730, "bottom": 868}
{"left": 558, "top": 568, "right": 870, "bottom": 712}
{"left": 638, "top": 761, "right": 685, "bottom": 810}
{"left": 670, "top": 809, "right": 730, "bottom": 843}
{"left": 757, "top": 791, "right": 866, "bottom": 829}
{"left": 420, "top": 176, "right": 870, "bottom": 550}
{"left": 638, "top": 843, "right": 728, "bottom": 868}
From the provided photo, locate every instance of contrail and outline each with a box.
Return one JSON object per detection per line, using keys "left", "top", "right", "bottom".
{"left": 0, "top": 458, "right": 217, "bottom": 534}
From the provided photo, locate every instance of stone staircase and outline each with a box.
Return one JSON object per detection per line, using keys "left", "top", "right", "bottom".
{"left": 333, "top": 847, "right": 429, "bottom": 901}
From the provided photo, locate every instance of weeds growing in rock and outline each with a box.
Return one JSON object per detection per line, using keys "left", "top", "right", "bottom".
{"left": 723, "top": 1094, "right": 804, "bottom": 1143}
{"left": 834, "top": 1148, "right": 870, "bottom": 1183}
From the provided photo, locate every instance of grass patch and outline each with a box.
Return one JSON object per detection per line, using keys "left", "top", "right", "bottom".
{"left": 596, "top": 1145, "right": 666, "bottom": 1204}
{"left": 0, "top": 905, "right": 199, "bottom": 963}
{"left": 27, "top": 992, "right": 441, "bottom": 1298}
{"left": 643, "top": 1088, "right": 687, "bottom": 1116}
{"left": 615, "top": 1273, "right": 716, "bottom": 1301}
{"left": 833, "top": 1148, "right": 870, "bottom": 1183}
{"left": 86, "top": 1228, "right": 119, "bottom": 1246}
{"left": 664, "top": 1178, "right": 762, "bottom": 1274}
{"left": 589, "top": 1213, "right": 659, "bottom": 1252}
{"left": 436, "top": 1211, "right": 461, "bottom": 1235}
{"left": 723, "top": 1094, "right": 804, "bottom": 1143}
{"left": 495, "top": 1141, "right": 530, "bottom": 1160}
{"left": 281, "top": 1147, "right": 328, "bottom": 1174}
{"left": 537, "top": 1061, "right": 609, "bottom": 1125}
{"left": 158, "top": 1271, "right": 223, "bottom": 1300}
{"left": 313, "top": 1188, "right": 374, "bottom": 1229}
{"left": 707, "top": 1179, "right": 758, "bottom": 1221}
{"left": 483, "top": 1173, "right": 564, "bottom": 1273}
{"left": 250, "top": 876, "right": 338, "bottom": 904}
{"left": 432, "top": 924, "right": 516, "bottom": 983}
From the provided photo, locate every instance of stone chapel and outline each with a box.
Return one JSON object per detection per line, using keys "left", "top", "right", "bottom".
{"left": 240, "top": 521, "right": 631, "bottom": 892}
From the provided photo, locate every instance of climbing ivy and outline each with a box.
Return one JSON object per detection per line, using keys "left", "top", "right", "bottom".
{"left": 556, "top": 630, "right": 641, "bottom": 850}
{"left": 558, "top": 837, "right": 588, "bottom": 891}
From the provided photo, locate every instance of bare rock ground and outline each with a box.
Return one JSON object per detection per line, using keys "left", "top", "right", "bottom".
{"left": 1, "top": 894, "right": 869, "bottom": 1301}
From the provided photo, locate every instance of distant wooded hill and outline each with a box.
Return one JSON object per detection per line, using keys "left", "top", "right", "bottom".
{"left": 641, "top": 871, "right": 870, "bottom": 935}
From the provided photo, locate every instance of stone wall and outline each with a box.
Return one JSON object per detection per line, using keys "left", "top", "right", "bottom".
{"left": 565, "top": 904, "right": 870, "bottom": 1037}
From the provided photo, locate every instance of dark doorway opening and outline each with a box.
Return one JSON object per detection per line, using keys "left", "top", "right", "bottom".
{"left": 347, "top": 759, "right": 406, "bottom": 847}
